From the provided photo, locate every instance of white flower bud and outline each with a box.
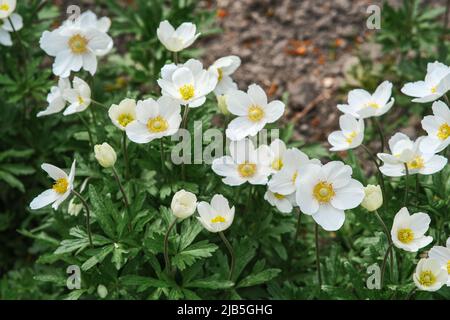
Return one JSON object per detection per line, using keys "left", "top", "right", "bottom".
{"left": 97, "top": 284, "right": 108, "bottom": 298}
{"left": 171, "top": 190, "right": 197, "bottom": 219}
{"left": 94, "top": 143, "right": 117, "bottom": 168}
{"left": 361, "top": 184, "right": 383, "bottom": 212}
{"left": 217, "top": 94, "right": 230, "bottom": 115}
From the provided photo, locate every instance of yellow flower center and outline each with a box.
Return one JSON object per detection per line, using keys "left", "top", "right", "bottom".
{"left": 147, "top": 116, "right": 168, "bottom": 133}
{"left": 217, "top": 68, "right": 223, "bottom": 81}
{"left": 346, "top": 131, "right": 357, "bottom": 144}
{"left": 366, "top": 102, "right": 380, "bottom": 109}
{"left": 68, "top": 34, "right": 88, "bottom": 54}
{"left": 118, "top": 113, "right": 134, "bottom": 127}
{"left": 238, "top": 162, "right": 257, "bottom": 178}
{"left": 179, "top": 84, "right": 195, "bottom": 101}
{"left": 431, "top": 86, "right": 437, "bottom": 93}
{"left": 397, "top": 228, "right": 414, "bottom": 243}
{"left": 211, "top": 215, "right": 226, "bottom": 223}
{"left": 437, "top": 123, "right": 450, "bottom": 140}
{"left": 248, "top": 105, "right": 265, "bottom": 122}
{"left": 407, "top": 156, "right": 424, "bottom": 170}
{"left": 52, "top": 178, "right": 69, "bottom": 194}
{"left": 78, "top": 96, "right": 84, "bottom": 105}
{"left": 418, "top": 270, "right": 436, "bottom": 287}
{"left": 0, "top": 4, "right": 9, "bottom": 11}
{"left": 447, "top": 260, "right": 450, "bottom": 275}
{"left": 274, "top": 193, "right": 285, "bottom": 200}
{"left": 271, "top": 158, "right": 283, "bottom": 171}
{"left": 313, "top": 181, "right": 335, "bottom": 203}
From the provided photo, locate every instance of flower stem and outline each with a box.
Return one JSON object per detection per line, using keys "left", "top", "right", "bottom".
{"left": 111, "top": 166, "right": 131, "bottom": 231}
{"left": 173, "top": 52, "right": 179, "bottom": 64}
{"left": 91, "top": 99, "right": 108, "bottom": 108}
{"left": 219, "top": 231, "right": 235, "bottom": 281}
{"left": 164, "top": 218, "right": 178, "bottom": 273}
{"left": 160, "top": 138, "right": 166, "bottom": 177}
{"left": 374, "top": 210, "right": 394, "bottom": 286}
{"left": 294, "top": 207, "right": 302, "bottom": 243}
{"left": 71, "top": 189, "right": 93, "bottom": 246}
{"left": 443, "top": 93, "right": 450, "bottom": 106}
{"left": 77, "top": 114, "right": 94, "bottom": 148}
{"left": 403, "top": 164, "right": 409, "bottom": 206}
{"left": 122, "top": 132, "right": 130, "bottom": 180}
{"left": 372, "top": 118, "right": 386, "bottom": 153}
{"left": 360, "top": 144, "right": 386, "bottom": 201}
{"left": 314, "top": 223, "right": 322, "bottom": 289}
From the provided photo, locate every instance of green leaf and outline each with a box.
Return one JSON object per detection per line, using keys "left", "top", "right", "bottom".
{"left": 120, "top": 275, "right": 168, "bottom": 291}
{"left": 237, "top": 269, "right": 281, "bottom": 288}
{"left": 88, "top": 185, "right": 117, "bottom": 238}
{"left": 0, "top": 170, "right": 25, "bottom": 192}
{"left": 185, "top": 278, "right": 234, "bottom": 290}
{"left": 81, "top": 245, "right": 114, "bottom": 271}
{"left": 178, "top": 219, "right": 203, "bottom": 251}
{"left": 172, "top": 240, "right": 218, "bottom": 271}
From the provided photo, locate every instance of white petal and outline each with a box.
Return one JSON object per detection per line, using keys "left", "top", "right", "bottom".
{"left": 331, "top": 179, "right": 364, "bottom": 210}
{"left": 312, "top": 204, "right": 346, "bottom": 231}
{"left": 30, "top": 189, "right": 59, "bottom": 210}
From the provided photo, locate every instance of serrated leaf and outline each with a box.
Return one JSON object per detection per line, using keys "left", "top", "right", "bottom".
{"left": 172, "top": 241, "right": 218, "bottom": 271}
{"left": 237, "top": 269, "right": 281, "bottom": 288}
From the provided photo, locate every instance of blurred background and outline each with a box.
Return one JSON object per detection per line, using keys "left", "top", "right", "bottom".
{"left": 0, "top": 0, "right": 449, "bottom": 298}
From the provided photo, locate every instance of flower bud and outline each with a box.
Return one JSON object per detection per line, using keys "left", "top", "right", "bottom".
{"left": 171, "top": 190, "right": 197, "bottom": 219}
{"left": 217, "top": 94, "right": 230, "bottom": 115}
{"left": 97, "top": 284, "right": 108, "bottom": 298}
{"left": 94, "top": 143, "right": 117, "bottom": 168}
{"left": 361, "top": 184, "right": 383, "bottom": 212}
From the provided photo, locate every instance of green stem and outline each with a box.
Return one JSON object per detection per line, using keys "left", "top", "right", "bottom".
{"left": 360, "top": 144, "right": 386, "bottom": 204}
{"left": 122, "top": 132, "right": 130, "bottom": 180}
{"left": 314, "top": 223, "right": 322, "bottom": 289}
{"left": 374, "top": 210, "right": 394, "bottom": 286}
{"left": 91, "top": 99, "right": 108, "bottom": 108}
{"left": 72, "top": 189, "right": 93, "bottom": 246}
{"left": 112, "top": 166, "right": 130, "bottom": 209}
{"left": 160, "top": 138, "right": 165, "bottom": 176}
{"left": 373, "top": 118, "right": 386, "bottom": 153}
{"left": 404, "top": 164, "right": 409, "bottom": 206}
{"left": 78, "top": 114, "right": 94, "bottom": 147}
{"left": 173, "top": 51, "right": 179, "bottom": 64}
{"left": 294, "top": 207, "right": 302, "bottom": 243}
{"left": 443, "top": 94, "right": 450, "bottom": 106}
{"left": 164, "top": 218, "right": 178, "bottom": 273}
{"left": 219, "top": 231, "right": 235, "bottom": 281}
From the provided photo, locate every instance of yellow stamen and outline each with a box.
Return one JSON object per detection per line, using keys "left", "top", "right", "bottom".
{"left": 291, "top": 171, "right": 298, "bottom": 184}
{"left": 447, "top": 260, "right": 450, "bottom": 275}
{"left": 366, "top": 102, "right": 380, "bottom": 109}
{"left": 179, "top": 84, "right": 195, "bottom": 101}
{"left": 78, "top": 96, "right": 84, "bottom": 105}
{"left": 0, "top": 4, "right": 9, "bottom": 11}
{"left": 238, "top": 162, "right": 257, "bottom": 178}
{"left": 407, "top": 156, "right": 424, "bottom": 170}
{"left": 248, "top": 105, "right": 265, "bottom": 122}
{"left": 313, "top": 181, "right": 335, "bottom": 203}
{"left": 68, "top": 34, "right": 88, "bottom": 54}
{"left": 346, "top": 131, "right": 357, "bottom": 144}
{"left": 397, "top": 228, "right": 414, "bottom": 244}
{"left": 52, "top": 178, "right": 69, "bottom": 194}
{"left": 437, "top": 123, "right": 450, "bottom": 140}
{"left": 418, "top": 270, "right": 436, "bottom": 287}
{"left": 431, "top": 86, "right": 437, "bottom": 93}
{"left": 271, "top": 158, "right": 283, "bottom": 171}
{"left": 217, "top": 68, "right": 223, "bottom": 81}
{"left": 274, "top": 193, "right": 285, "bottom": 200}
{"left": 147, "top": 116, "right": 168, "bottom": 133}
{"left": 118, "top": 113, "right": 134, "bottom": 127}
{"left": 211, "top": 215, "right": 226, "bottom": 223}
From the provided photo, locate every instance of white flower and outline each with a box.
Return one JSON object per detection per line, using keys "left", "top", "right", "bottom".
{"left": 420, "top": 100, "right": 450, "bottom": 154}
{"left": 267, "top": 139, "right": 287, "bottom": 172}
{"left": 157, "top": 20, "right": 200, "bottom": 52}
{"left": 264, "top": 189, "right": 296, "bottom": 214}
{"left": 268, "top": 148, "right": 320, "bottom": 195}
{"left": 197, "top": 194, "right": 235, "bottom": 233}
{"left": 108, "top": 98, "right": 137, "bottom": 131}
{"left": 62, "top": 77, "right": 91, "bottom": 115}
{"left": 209, "top": 55, "right": 241, "bottom": 95}
{"left": 401, "top": 61, "right": 450, "bottom": 103}
{"left": 328, "top": 114, "right": 365, "bottom": 151}
{"left": 157, "top": 59, "right": 217, "bottom": 108}
{"left": 125, "top": 96, "right": 181, "bottom": 144}
{"left": 30, "top": 160, "right": 76, "bottom": 210}
{"left": 37, "top": 78, "right": 71, "bottom": 117}
{"left": 377, "top": 134, "right": 447, "bottom": 177}
{"left": 94, "top": 143, "right": 117, "bottom": 168}
{"left": 413, "top": 258, "right": 447, "bottom": 292}
{"left": 171, "top": 190, "right": 197, "bottom": 219}
{"left": 212, "top": 138, "right": 272, "bottom": 186}
{"left": 39, "top": 11, "right": 113, "bottom": 77}
{"left": 0, "top": 0, "right": 15, "bottom": 19}
{"left": 0, "top": 12, "right": 22, "bottom": 46}
{"left": 337, "top": 81, "right": 395, "bottom": 119}
{"left": 226, "top": 84, "right": 285, "bottom": 141}
{"left": 295, "top": 161, "right": 364, "bottom": 231}
{"left": 360, "top": 184, "right": 383, "bottom": 212}
{"left": 428, "top": 237, "right": 450, "bottom": 286}
{"left": 390, "top": 207, "right": 433, "bottom": 252}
